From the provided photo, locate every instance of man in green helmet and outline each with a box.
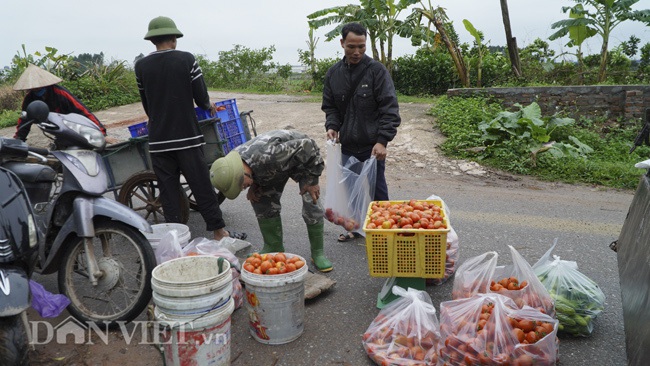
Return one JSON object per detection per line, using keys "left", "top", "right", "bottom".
{"left": 210, "top": 129, "right": 333, "bottom": 272}
{"left": 135, "top": 16, "right": 245, "bottom": 241}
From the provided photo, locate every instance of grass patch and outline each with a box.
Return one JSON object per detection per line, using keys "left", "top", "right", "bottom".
{"left": 430, "top": 95, "right": 649, "bottom": 190}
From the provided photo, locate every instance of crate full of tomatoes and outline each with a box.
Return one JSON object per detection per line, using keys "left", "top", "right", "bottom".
{"left": 363, "top": 199, "right": 450, "bottom": 279}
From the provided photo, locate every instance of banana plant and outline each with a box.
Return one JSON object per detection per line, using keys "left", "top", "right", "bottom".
{"left": 462, "top": 19, "right": 485, "bottom": 87}
{"left": 549, "top": 0, "right": 650, "bottom": 82}
{"left": 407, "top": 1, "right": 469, "bottom": 87}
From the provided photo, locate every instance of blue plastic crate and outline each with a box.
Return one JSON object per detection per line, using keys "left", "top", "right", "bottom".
{"left": 128, "top": 121, "right": 148, "bottom": 137}
{"left": 215, "top": 99, "right": 239, "bottom": 123}
{"left": 195, "top": 98, "right": 240, "bottom": 123}
{"left": 218, "top": 117, "right": 247, "bottom": 154}
{"left": 195, "top": 100, "right": 248, "bottom": 155}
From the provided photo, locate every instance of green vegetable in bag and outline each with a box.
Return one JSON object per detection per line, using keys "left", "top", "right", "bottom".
{"left": 532, "top": 240, "right": 606, "bottom": 337}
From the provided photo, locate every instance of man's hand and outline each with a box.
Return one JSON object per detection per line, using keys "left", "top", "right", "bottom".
{"left": 300, "top": 184, "right": 320, "bottom": 204}
{"left": 246, "top": 183, "right": 262, "bottom": 202}
{"left": 327, "top": 129, "right": 339, "bottom": 142}
{"left": 208, "top": 104, "right": 217, "bottom": 118}
{"left": 371, "top": 143, "right": 387, "bottom": 160}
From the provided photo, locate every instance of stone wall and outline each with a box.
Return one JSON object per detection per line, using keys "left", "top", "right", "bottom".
{"left": 447, "top": 85, "right": 650, "bottom": 121}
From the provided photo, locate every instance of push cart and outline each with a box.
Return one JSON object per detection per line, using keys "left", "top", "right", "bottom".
{"left": 101, "top": 100, "right": 256, "bottom": 224}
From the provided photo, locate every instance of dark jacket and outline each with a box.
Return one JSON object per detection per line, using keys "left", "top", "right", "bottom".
{"left": 134, "top": 49, "right": 212, "bottom": 153}
{"left": 14, "top": 84, "right": 105, "bottom": 141}
{"left": 322, "top": 54, "right": 401, "bottom": 154}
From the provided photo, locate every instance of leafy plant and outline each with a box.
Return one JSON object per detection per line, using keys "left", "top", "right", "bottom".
{"left": 549, "top": 0, "right": 650, "bottom": 82}
{"left": 431, "top": 96, "right": 647, "bottom": 189}
{"left": 478, "top": 102, "right": 592, "bottom": 164}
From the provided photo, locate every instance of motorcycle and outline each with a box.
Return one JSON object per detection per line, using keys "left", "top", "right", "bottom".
{"left": 0, "top": 166, "right": 39, "bottom": 366}
{"left": 0, "top": 100, "right": 156, "bottom": 326}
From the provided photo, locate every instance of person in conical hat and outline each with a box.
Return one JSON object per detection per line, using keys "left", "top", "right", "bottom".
{"left": 13, "top": 64, "right": 108, "bottom": 141}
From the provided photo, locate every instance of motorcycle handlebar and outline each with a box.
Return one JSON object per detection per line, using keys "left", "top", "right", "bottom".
{"left": 28, "top": 146, "right": 49, "bottom": 156}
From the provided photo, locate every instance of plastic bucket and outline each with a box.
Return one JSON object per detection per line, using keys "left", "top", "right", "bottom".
{"left": 156, "top": 298, "right": 235, "bottom": 366}
{"left": 239, "top": 253, "right": 309, "bottom": 345}
{"left": 152, "top": 283, "right": 232, "bottom": 315}
{"left": 152, "top": 256, "right": 232, "bottom": 297}
{"left": 142, "top": 223, "right": 191, "bottom": 251}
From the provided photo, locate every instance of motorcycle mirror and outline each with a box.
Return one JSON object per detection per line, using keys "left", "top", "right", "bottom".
{"left": 26, "top": 100, "right": 50, "bottom": 123}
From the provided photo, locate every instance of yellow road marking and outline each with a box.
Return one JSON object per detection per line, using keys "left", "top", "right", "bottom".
{"left": 452, "top": 211, "right": 622, "bottom": 235}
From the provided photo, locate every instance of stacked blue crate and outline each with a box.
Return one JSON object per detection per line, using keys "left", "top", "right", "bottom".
{"left": 195, "top": 99, "right": 248, "bottom": 154}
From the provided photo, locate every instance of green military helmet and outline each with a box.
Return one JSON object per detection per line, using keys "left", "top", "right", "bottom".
{"left": 210, "top": 151, "right": 244, "bottom": 199}
{"left": 144, "top": 16, "right": 184, "bottom": 40}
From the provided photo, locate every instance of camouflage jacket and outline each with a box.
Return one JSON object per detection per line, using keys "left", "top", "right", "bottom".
{"left": 235, "top": 130, "right": 324, "bottom": 188}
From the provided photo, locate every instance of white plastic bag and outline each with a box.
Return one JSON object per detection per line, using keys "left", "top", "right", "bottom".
{"left": 155, "top": 230, "right": 183, "bottom": 264}
{"left": 324, "top": 141, "right": 377, "bottom": 236}
{"left": 532, "top": 240, "right": 606, "bottom": 336}
{"left": 426, "top": 194, "right": 459, "bottom": 285}
{"left": 362, "top": 286, "right": 442, "bottom": 365}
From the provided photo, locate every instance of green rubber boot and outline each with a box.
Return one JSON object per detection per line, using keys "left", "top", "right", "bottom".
{"left": 258, "top": 217, "right": 285, "bottom": 254}
{"left": 307, "top": 222, "right": 333, "bottom": 272}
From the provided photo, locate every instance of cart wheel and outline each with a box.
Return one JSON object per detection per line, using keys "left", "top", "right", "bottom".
{"left": 118, "top": 171, "right": 190, "bottom": 224}
{"left": 181, "top": 179, "right": 226, "bottom": 211}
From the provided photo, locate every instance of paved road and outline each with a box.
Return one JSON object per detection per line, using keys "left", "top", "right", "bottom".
{"left": 213, "top": 174, "right": 632, "bottom": 366}
{"left": 15, "top": 93, "right": 635, "bottom": 365}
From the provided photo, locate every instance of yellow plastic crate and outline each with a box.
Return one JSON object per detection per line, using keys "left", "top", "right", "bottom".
{"left": 363, "top": 200, "right": 450, "bottom": 278}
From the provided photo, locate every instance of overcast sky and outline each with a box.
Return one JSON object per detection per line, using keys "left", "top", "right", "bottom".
{"left": 2, "top": 0, "right": 649, "bottom": 68}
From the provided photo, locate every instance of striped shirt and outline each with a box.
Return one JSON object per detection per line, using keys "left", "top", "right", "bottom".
{"left": 134, "top": 49, "right": 212, "bottom": 152}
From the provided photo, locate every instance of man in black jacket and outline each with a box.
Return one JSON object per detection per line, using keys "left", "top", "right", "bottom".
{"left": 322, "top": 22, "right": 401, "bottom": 242}
{"left": 135, "top": 16, "right": 245, "bottom": 241}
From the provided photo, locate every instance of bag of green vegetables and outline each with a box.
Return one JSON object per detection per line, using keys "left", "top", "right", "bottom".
{"left": 532, "top": 240, "right": 606, "bottom": 337}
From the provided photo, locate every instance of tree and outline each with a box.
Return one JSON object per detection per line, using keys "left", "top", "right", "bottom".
{"left": 499, "top": 0, "right": 522, "bottom": 78}
{"left": 463, "top": 19, "right": 486, "bottom": 87}
{"left": 407, "top": 1, "right": 470, "bottom": 87}
{"left": 621, "top": 35, "right": 640, "bottom": 58}
{"left": 307, "top": 0, "right": 420, "bottom": 76}
{"left": 298, "top": 26, "right": 320, "bottom": 90}
{"left": 549, "top": 0, "right": 650, "bottom": 82}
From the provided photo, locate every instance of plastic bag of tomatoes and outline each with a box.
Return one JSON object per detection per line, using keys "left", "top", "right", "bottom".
{"left": 362, "top": 286, "right": 442, "bottom": 365}
{"left": 490, "top": 246, "right": 555, "bottom": 315}
{"left": 452, "top": 247, "right": 555, "bottom": 316}
{"left": 451, "top": 251, "right": 498, "bottom": 299}
{"left": 323, "top": 141, "right": 377, "bottom": 235}
{"left": 439, "top": 293, "right": 559, "bottom": 366}
{"left": 426, "top": 194, "right": 459, "bottom": 286}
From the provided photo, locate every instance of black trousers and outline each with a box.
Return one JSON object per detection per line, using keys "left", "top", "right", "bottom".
{"left": 150, "top": 146, "right": 225, "bottom": 231}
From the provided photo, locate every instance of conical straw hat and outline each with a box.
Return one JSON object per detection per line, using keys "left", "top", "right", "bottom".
{"left": 13, "top": 64, "right": 63, "bottom": 91}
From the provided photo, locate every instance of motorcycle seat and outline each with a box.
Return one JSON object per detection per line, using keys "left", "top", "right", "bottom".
{"left": 3, "top": 162, "right": 57, "bottom": 183}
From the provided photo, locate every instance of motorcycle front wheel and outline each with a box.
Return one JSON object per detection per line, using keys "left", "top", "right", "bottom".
{"left": 58, "top": 219, "right": 156, "bottom": 326}
{"left": 0, "top": 314, "right": 29, "bottom": 366}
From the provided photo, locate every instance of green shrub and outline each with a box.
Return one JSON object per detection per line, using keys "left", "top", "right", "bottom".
{"left": 431, "top": 95, "right": 649, "bottom": 189}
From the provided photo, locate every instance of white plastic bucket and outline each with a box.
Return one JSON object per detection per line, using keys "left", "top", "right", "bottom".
{"left": 239, "top": 253, "right": 309, "bottom": 345}
{"left": 156, "top": 298, "right": 235, "bottom": 366}
{"left": 142, "top": 223, "right": 191, "bottom": 250}
{"left": 152, "top": 255, "right": 232, "bottom": 298}
{"left": 152, "top": 283, "right": 232, "bottom": 315}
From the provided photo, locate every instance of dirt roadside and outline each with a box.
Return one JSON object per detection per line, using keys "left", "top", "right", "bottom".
{"left": 3, "top": 91, "right": 561, "bottom": 366}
